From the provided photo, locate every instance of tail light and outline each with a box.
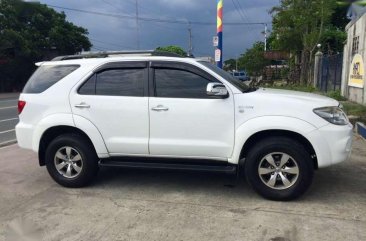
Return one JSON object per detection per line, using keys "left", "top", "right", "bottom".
{"left": 18, "top": 100, "right": 26, "bottom": 114}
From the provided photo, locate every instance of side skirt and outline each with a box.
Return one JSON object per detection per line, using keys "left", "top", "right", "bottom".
{"left": 99, "top": 157, "right": 237, "bottom": 174}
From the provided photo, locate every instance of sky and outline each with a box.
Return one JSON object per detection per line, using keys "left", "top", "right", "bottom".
{"left": 39, "top": 0, "right": 279, "bottom": 60}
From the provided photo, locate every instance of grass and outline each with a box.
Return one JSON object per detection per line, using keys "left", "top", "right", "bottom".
{"left": 341, "top": 101, "right": 366, "bottom": 117}
{"left": 325, "top": 90, "right": 348, "bottom": 101}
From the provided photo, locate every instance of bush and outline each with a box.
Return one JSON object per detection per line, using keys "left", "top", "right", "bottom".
{"left": 326, "top": 90, "right": 347, "bottom": 101}
{"left": 263, "top": 83, "right": 317, "bottom": 93}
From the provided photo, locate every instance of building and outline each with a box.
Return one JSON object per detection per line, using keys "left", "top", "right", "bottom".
{"left": 341, "top": 12, "right": 366, "bottom": 105}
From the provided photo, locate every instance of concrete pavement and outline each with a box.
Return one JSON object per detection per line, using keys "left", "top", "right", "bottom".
{"left": 0, "top": 93, "right": 19, "bottom": 147}
{"left": 0, "top": 136, "right": 365, "bottom": 241}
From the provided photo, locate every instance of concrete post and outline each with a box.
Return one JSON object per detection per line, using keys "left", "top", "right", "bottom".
{"left": 313, "top": 51, "right": 323, "bottom": 88}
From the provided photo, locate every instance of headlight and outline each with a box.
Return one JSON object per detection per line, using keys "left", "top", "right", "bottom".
{"left": 313, "top": 107, "right": 349, "bottom": 125}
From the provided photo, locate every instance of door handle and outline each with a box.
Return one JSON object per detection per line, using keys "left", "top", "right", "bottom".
{"left": 74, "top": 102, "right": 90, "bottom": 109}
{"left": 151, "top": 105, "right": 169, "bottom": 111}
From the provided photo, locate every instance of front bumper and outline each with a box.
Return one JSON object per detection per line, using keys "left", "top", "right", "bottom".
{"left": 306, "top": 123, "right": 353, "bottom": 168}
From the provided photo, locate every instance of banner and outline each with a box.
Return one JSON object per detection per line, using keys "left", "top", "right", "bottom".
{"left": 348, "top": 54, "right": 365, "bottom": 88}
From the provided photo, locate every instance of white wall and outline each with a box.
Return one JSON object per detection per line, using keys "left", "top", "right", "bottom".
{"left": 341, "top": 14, "right": 366, "bottom": 105}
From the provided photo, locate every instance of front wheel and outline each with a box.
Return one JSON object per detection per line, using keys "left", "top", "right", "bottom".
{"left": 244, "top": 137, "right": 314, "bottom": 201}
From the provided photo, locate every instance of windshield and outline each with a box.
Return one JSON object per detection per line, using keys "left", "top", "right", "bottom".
{"left": 198, "top": 61, "right": 250, "bottom": 92}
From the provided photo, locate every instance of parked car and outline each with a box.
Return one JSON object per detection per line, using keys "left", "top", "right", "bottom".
{"left": 16, "top": 51, "right": 353, "bottom": 201}
{"left": 231, "top": 71, "right": 250, "bottom": 81}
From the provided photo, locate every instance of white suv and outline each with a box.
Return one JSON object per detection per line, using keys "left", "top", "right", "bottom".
{"left": 16, "top": 51, "right": 353, "bottom": 200}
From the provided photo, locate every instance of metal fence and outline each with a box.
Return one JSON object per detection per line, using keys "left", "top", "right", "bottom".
{"left": 316, "top": 53, "right": 343, "bottom": 92}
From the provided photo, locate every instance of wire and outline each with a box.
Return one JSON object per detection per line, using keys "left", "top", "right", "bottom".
{"left": 231, "top": 0, "right": 246, "bottom": 22}
{"left": 90, "top": 45, "right": 108, "bottom": 51}
{"left": 47, "top": 4, "right": 268, "bottom": 26}
{"left": 230, "top": 0, "right": 254, "bottom": 31}
{"left": 89, "top": 38, "right": 134, "bottom": 49}
{"left": 234, "top": 0, "right": 251, "bottom": 23}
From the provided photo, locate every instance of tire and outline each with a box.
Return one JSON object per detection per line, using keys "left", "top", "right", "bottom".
{"left": 45, "top": 134, "right": 99, "bottom": 188}
{"left": 244, "top": 137, "right": 314, "bottom": 201}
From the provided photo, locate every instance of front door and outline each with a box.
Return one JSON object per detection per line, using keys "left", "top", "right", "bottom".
{"left": 148, "top": 62, "right": 235, "bottom": 159}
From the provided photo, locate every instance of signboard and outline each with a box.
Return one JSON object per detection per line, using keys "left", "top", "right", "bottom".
{"left": 215, "top": 49, "right": 221, "bottom": 62}
{"left": 348, "top": 54, "right": 365, "bottom": 88}
{"left": 213, "top": 36, "right": 219, "bottom": 47}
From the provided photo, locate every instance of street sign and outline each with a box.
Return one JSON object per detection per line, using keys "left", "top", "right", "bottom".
{"left": 215, "top": 49, "right": 221, "bottom": 62}
{"left": 213, "top": 36, "right": 219, "bottom": 47}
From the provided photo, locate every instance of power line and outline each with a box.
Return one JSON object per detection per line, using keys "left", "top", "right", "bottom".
{"left": 231, "top": 0, "right": 247, "bottom": 23}
{"left": 100, "top": 0, "right": 128, "bottom": 14}
{"left": 231, "top": 0, "right": 255, "bottom": 32}
{"left": 90, "top": 45, "right": 108, "bottom": 51}
{"left": 89, "top": 38, "right": 134, "bottom": 49}
{"left": 234, "top": 0, "right": 251, "bottom": 23}
{"left": 46, "top": 4, "right": 269, "bottom": 26}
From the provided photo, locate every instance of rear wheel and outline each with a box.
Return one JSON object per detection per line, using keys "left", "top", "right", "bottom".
{"left": 244, "top": 137, "right": 314, "bottom": 201}
{"left": 45, "top": 134, "right": 99, "bottom": 188}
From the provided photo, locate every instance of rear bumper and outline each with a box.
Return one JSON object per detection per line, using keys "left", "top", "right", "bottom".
{"left": 306, "top": 123, "right": 353, "bottom": 168}
{"left": 15, "top": 122, "right": 35, "bottom": 152}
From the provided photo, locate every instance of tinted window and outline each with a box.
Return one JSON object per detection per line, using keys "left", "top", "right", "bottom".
{"left": 96, "top": 68, "right": 144, "bottom": 96}
{"left": 23, "top": 65, "right": 79, "bottom": 93}
{"left": 198, "top": 61, "right": 250, "bottom": 93}
{"left": 78, "top": 74, "right": 96, "bottom": 95}
{"left": 154, "top": 68, "right": 212, "bottom": 98}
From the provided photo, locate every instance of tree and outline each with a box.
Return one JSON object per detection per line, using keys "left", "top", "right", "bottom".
{"left": 155, "top": 46, "right": 187, "bottom": 57}
{"left": 337, "top": 0, "right": 366, "bottom": 19}
{"left": 238, "top": 42, "right": 270, "bottom": 77}
{"left": 224, "top": 59, "right": 237, "bottom": 71}
{"left": 320, "top": 5, "right": 348, "bottom": 54}
{"left": 270, "top": 0, "right": 338, "bottom": 84}
{"left": 0, "top": 0, "right": 91, "bottom": 92}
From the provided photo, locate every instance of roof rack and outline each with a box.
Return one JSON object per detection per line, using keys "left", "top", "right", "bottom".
{"left": 51, "top": 50, "right": 184, "bottom": 61}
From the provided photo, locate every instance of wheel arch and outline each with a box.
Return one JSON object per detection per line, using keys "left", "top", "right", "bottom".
{"left": 38, "top": 126, "right": 98, "bottom": 166}
{"left": 239, "top": 130, "right": 318, "bottom": 169}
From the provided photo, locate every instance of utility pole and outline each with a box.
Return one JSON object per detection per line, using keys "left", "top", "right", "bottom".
{"left": 236, "top": 55, "right": 238, "bottom": 72}
{"left": 135, "top": 0, "right": 140, "bottom": 50}
{"left": 264, "top": 23, "right": 267, "bottom": 52}
{"left": 188, "top": 22, "right": 193, "bottom": 57}
{"left": 216, "top": 0, "right": 223, "bottom": 68}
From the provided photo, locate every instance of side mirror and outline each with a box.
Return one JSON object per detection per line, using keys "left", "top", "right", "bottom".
{"left": 206, "top": 83, "right": 229, "bottom": 98}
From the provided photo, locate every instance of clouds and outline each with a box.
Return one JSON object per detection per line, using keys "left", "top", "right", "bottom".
{"left": 156, "top": 0, "right": 200, "bottom": 9}
{"left": 39, "top": 0, "right": 278, "bottom": 59}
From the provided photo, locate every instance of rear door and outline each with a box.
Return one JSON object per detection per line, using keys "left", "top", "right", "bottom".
{"left": 148, "top": 61, "right": 235, "bottom": 159}
{"left": 70, "top": 62, "right": 149, "bottom": 154}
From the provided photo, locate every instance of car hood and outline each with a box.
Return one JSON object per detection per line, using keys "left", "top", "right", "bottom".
{"left": 253, "top": 88, "right": 339, "bottom": 108}
{"left": 234, "top": 88, "right": 340, "bottom": 128}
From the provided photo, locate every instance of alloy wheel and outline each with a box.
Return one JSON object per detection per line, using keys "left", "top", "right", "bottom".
{"left": 258, "top": 152, "right": 299, "bottom": 190}
{"left": 54, "top": 146, "right": 83, "bottom": 179}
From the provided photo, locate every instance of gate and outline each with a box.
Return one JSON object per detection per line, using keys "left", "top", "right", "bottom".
{"left": 317, "top": 53, "right": 343, "bottom": 92}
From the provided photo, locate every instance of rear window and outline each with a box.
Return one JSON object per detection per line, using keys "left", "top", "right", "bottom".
{"left": 23, "top": 65, "right": 80, "bottom": 93}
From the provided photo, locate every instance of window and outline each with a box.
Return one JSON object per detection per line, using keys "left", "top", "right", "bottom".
{"left": 23, "top": 65, "right": 79, "bottom": 93}
{"left": 79, "top": 74, "right": 96, "bottom": 95}
{"left": 352, "top": 36, "right": 359, "bottom": 55}
{"left": 154, "top": 68, "right": 212, "bottom": 98}
{"left": 95, "top": 68, "right": 145, "bottom": 96}
{"left": 199, "top": 61, "right": 250, "bottom": 93}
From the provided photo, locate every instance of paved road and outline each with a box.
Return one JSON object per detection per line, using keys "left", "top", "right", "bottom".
{"left": 0, "top": 136, "right": 365, "bottom": 241}
{"left": 0, "top": 94, "right": 19, "bottom": 147}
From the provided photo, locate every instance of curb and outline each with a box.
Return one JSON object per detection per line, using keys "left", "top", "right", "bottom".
{"left": 0, "top": 140, "right": 17, "bottom": 148}
{"left": 0, "top": 92, "right": 20, "bottom": 100}
{"left": 356, "top": 122, "right": 366, "bottom": 141}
